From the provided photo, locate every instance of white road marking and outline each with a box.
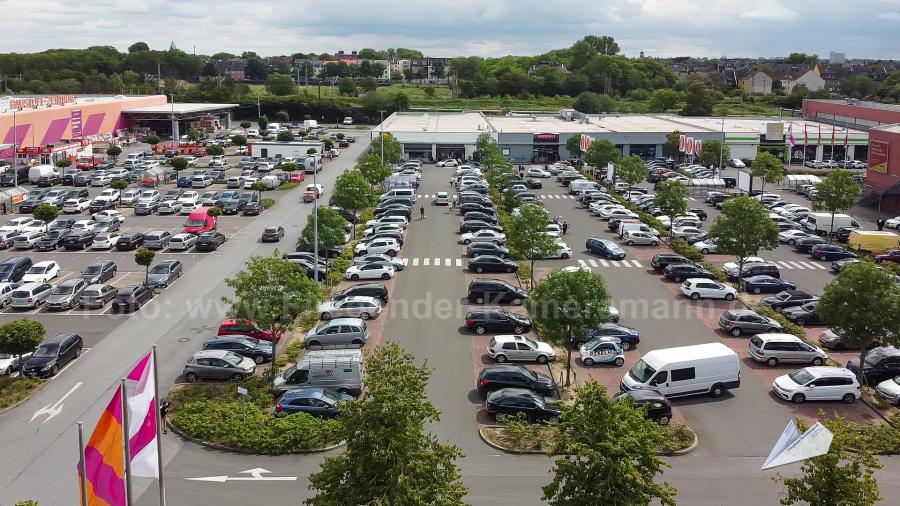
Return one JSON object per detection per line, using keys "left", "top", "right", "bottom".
{"left": 455, "top": 258, "right": 462, "bottom": 267}
{"left": 799, "top": 261, "right": 818, "bottom": 269}
{"left": 30, "top": 381, "right": 83, "bottom": 424}
{"left": 631, "top": 259, "right": 643, "bottom": 268}
{"left": 588, "top": 259, "right": 599, "bottom": 268}
{"left": 412, "top": 258, "right": 419, "bottom": 266}
{"left": 186, "top": 468, "right": 297, "bottom": 483}
{"left": 788, "top": 261, "right": 806, "bottom": 270}
{"left": 599, "top": 259, "right": 609, "bottom": 267}
{"left": 445, "top": 258, "right": 451, "bottom": 267}
{"left": 423, "top": 258, "right": 430, "bottom": 266}
{"left": 578, "top": 259, "right": 589, "bottom": 269}
{"left": 611, "top": 260, "right": 620, "bottom": 267}
{"left": 433, "top": 257, "right": 440, "bottom": 266}
{"left": 811, "top": 262, "right": 827, "bottom": 269}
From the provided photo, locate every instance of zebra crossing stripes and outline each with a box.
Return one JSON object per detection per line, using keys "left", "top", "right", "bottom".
{"left": 576, "top": 258, "right": 645, "bottom": 270}
{"left": 406, "top": 258, "right": 465, "bottom": 268}
{"left": 771, "top": 260, "right": 827, "bottom": 270}
{"left": 538, "top": 194, "right": 576, "bottom": 199}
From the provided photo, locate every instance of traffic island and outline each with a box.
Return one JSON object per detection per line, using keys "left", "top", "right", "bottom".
{"left": 0, "top": 376, "right": 47, "bottom": 415}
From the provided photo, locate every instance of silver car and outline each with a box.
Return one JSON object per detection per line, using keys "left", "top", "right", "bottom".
{"left": 144, "top": 230, "right": 172, "bottom": 250}
{"left": 146, "top": 259, "right": 183, "bottom": 288}
{"left": 622, "top": 230, "right": 659, "bottom": 246}
{"left": 182, "top": 349, "right": 256, "bottom": 382}
{"left": 748, "top": 333, "right": 828, "bottom": 367}
{"left": 168, "top": 233, "right": 197, "bottom": 251}
{"left": 317, "top": 296, "right": 383, "bottom": 320}
{"left": 304, "top": 318, "right": 369, "bottom": 348}
{"left": 80, "top": 284, "right": 118, "bottom": 309}
{"left": 45, "top": 279, "right": 89, "bottom": 311}
{"left": 10, "top": 282, "right": 53, "bottom": 309}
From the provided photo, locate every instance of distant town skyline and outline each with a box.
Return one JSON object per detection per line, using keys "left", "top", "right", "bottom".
{"left": 3, "top": 0, "right": 900, "bottom": 60}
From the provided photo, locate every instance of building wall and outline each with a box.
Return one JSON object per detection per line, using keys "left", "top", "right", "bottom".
{"left": 803, "top": 100, "right": 900, "bottom": 130}
{"left": 0, "top": 95, "right": 166, "bottom": 158}
{"left": 740, "top": 73, "right": 772, "bottom": 94}
{"left": 865, "top": 128, "right": 900, "bottom": 212}
{"left": 795, "top": 72, "right": 826, "bottom": 92}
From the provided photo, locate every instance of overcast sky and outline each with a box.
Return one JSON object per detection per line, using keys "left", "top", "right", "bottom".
{"left": 2, "top": 0, "right": 900, "bottom": 60}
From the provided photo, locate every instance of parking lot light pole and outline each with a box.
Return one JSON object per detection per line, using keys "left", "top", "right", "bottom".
{"left": 379, "top": 110, "right": 386, "bottom": 166}
{"left": 313, "top": 163, "right": 319, "bottom": 280}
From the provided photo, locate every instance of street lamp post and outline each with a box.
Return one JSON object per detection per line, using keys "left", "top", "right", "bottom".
{"left": 12, "top": 109, "right": 17, "bottom": 187}
{"left": 379, "top": 109, "right": 386, "bottom": 166}
{"left": 170, "top": 94, "right": 176, "bottom": 145}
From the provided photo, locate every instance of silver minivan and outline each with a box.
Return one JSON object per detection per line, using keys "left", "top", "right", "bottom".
{"left": 748, "top": 333, "right": 828, "bottom": 367}
{"left": 10, "top": 282, "right": 54, "bottom": 309}
{"left": 143, "top": 230, "right": 172, "bottom": 250}
{"left": 304, "top": 318, "right": 368, "bottom": 347}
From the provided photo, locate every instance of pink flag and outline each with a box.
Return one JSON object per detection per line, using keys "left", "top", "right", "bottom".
{"left": 844, "top": 129, "right": 849, "bottom": 147}
{"left": 127, "top": 352, "right": 158, "bottom": 478}
{"left": 787, "top": 124, "right": 795, "bottom": 147}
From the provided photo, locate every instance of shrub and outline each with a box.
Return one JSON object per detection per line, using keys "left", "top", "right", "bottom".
{"left": 260, "top": 198, "right": 275, "bottom": 209}
{"left": 359, "top": 208, "right": 374, "bottom": 223}
{"left": 500, "top": 412, "right": 548, "bottom": 450}
{"left": 0, "top": 376, "right": 45, "bottom": 410}
{"left": 278, "top": 182, "right": 300, "bottom": 190}
{"left": 659, "top": 423, "right": 695, "bottom": 453}
{"left": 207, "top": 207, "right": 222, "bottom": 217}
{"left": 297, "top": 309, "right": 319, "bottom": 331}
{"left": 755, "top": 305, "right": 809, "bottom": 343}
{"left": 328, "top": 257, "right": 351, "bottom": 285}
{"left": 669, "top": 238, "right": 704, "bottom": 263}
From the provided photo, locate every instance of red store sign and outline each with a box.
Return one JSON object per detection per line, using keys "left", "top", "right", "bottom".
{"left": 533, "top": 133, "right": 559, "bottom": 142}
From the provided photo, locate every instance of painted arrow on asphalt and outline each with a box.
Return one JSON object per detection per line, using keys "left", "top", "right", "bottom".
{"left": 29, "top": 382, "right": 83, "bottom": 424}
{"left": 186, "top": 468, "right": 298, "bottom": 482}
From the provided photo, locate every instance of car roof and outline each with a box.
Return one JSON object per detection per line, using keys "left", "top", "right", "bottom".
{"left": 325, "top": 317, "right": 365, "bottom": 325}
{"left": 803, "top": 366, "right": 856, "bottom": 378}
{"left": 32, "top": 260, "right": 56, "bottom": 267}
{"left": 337, "top": 296, "right": 379, "bottom": 304}
{"left": 280, "top": 387, "right": 331, "bottom": 399}
{"left": 193, "top": 349, "right": 231, "bottom": 359}
{"left": 492, "top": 335, "right": 530, "bottom": 344}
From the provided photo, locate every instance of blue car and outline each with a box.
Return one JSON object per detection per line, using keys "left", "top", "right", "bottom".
{"left": 742, "top": 275, "right": 796, "bottom": 294}
{"left": 585, "top": 238, "right": 626, "bottom": 260}
{"left": 809, "top": 244, "right": 857, "bottom": 262}
{"left": 275, "top": 388, "right": 353, "bottom": 417}
{"left": 177, "top": 176, "right": 192, "bottom": 188}
{"left": 585, "top": 323, "right": 640, "bottom": 350}
{"left": 578, "top": 337, "right": 625, "bottom": 367}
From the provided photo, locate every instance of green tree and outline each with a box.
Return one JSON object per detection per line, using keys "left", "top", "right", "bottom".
{"left": 128, "top": 42, "right": 150, "bottom": 53}
{"left": 135, "top": 247, "right": 156, "bottom": 286}
{"left": 55, "top": 159, "right": 72, "bottom": 169}
{"left": 663, "top": 130, "right": 683, "bottom": 159}
{"left": 298, "top": 206, "right": 348, "bottom": 254}
{"left": 170, "top": 157, "right": 188, "bottom": 171}
{"left": 698, "top": 139, "right": 731, "bottom": 169}
{"left": 274, "top": 110, "right": 289, "bottom": 123}
{"left": 239, "top": 121, "right": 252, "bottom": 131}
{"left": 355, "top": 153, "right": 392, "bottom": 187}
{"left": 144, "top": 135, "right": 160, "bottom": 146}
{"left": 616, "top": 155, "right": 648, "bottom": 187}
{"left": 811, "top": 169, "right": 862, "bottom": 241}
{"left": 276, "top": 131, "right": 294, "bottom": 142}
{"left": 583, "top": 139, "right": 620, "bottom": 169}
{"left": 784, "top": 52, "right": 819, "bottom": 64}
{"left": 359, "top": 76, "right": 377, "bottom": 93}
{"left": 306, "top": 342, "right": 466, "bottom": 505}
{"left": 653, "top": 180, "right": 688, "bottom": 221}
{"left": 750, "top": 151, "right": 784, "bottom": 194}
{"left": 423, "top": 84, "right": 436, "bottom": 97}
{"left": 817, "top": 262, "right": 900, "bottom": 386}
{"left": 230, "top": 135, "right": 246, "bottom": 147}
{"left": 32, "top": 203, "right": 58, "bottom": 225}
{"left": 647, "top": 88, "right": 680, "bottom": 113}
{"left": 0, "top": 319, "right": 45, "bottom": 372}
{"left": 185, "top": 129, "right": 200, "bottom": 142}
{"left": 280, "top": 162, "right": 299, "bottom": 173}
{"left": 775, "top": 431, "right": 881, "bottom": 506}
{"left": 257, "top": 115, "right": 269, "bottom": 130}
{"left": 110, "top": 179, "right": 129, "bottom": 191}
{"left": 306, "top": 148, "right": 317, "bottom": 155}
{"left": 332, "top": 170, "right": 375, "bottom": 236}
{"left": 565, "top": 134, "right": 585, "bottom": 159}
{"left": 506, "top": 204, "right": 562, "bottom": 286}
{"left": 543, "top": 381, "right": 676, "bottom": 506}
{"left": 205, "top": 144, "right": 225, "bottom": 157}
{"left": 573, "top": 91, "right": 614, "bottom": 114}
{"left": 224, "top": 253, "right": 321, "bottom": 371}
{"left": 207, "top": 207, "right": 222, "bottom": 217}
{"left": 338, "top": 77, "right": 357, "bottom": 96}
{"left": 526, "top": 269, "right": 612, "bottom": 385}
{"left": 841, "top": 75, "right": 876, "bottom": 99}
{"left": 707, "top": 196, "right": 779, "bottom": 290}
{"left": 106, "top": 145, "right": 122, "bottom": 159}
{"left": 372, "top": 133, "right": 402, "bottom": 164}
{"left": 682, "top": 80, "right": 716, "bottom": 116}
{"left": 264, "top": 73, "right": 296, "bottom": 96}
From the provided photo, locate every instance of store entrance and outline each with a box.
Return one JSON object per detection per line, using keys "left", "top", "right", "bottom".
{"left": 532, "top": 145, "right": 560, "bottom": 163}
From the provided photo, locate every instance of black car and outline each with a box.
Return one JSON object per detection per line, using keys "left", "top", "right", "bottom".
{"left": 484, "top": 388, "right": 561, "bottom": 423}
{"left": 468, "top": 255, "right": 517, "bottom": 274}
{"left": 22, "top": 333, "right": 82, "bottom": 378}
{"left": 613, "top": 390, "right": 673, "bottom": 425}
{"left": 331, "top": 207, "right": 360, "bottom": 224}
{"left": 810, "top": 244, "right": 857, "bottom": 262}
{"left": 63, "top": 230, "right": 95, "bottom": 250}
{"left": 793, "top": 236, "right": 828, "bottom": 253}
{"left": 34, "top": 229, "right": 71, "bottom": 251}
{"left": 831, "top": 258, "right": 860, "bottom": 273}
{"left": 196, "top": 231, "right": 226, "bottom": 251}
{"left": 526, "top": 178, "right": 543, "bottom": 189}
{"left": 847, "top": 347, "right": 900, "bottom": 386}
{"left": 462, "top": 211, "right": 497, "bottom": 224}
{"left": 585, "top": 323, "right": 640, "bottom": 350}
{"left": 295, "top": 243, "right": 343, "bottom": 258}
{"left": 650, "top": 254, "right": 689, "bottom": 272}
{"left": 80, "top": 260, "right": 118, "bottom": 284}
{"left": 663, "top": 264, "right": 715, "bottom": 282}
{"left": 760, "top": 290, "right": 819, "bottom": 312}
{"left": 0, "top": 257, "right": 33, "bottom": 283}
{"left": 134, "top": 201, "right": 159, "bottom": 216}
{"left": 466, "top": 242, "right": 510, "bottom": 259}
{"left": 331, "top": 282, "right": 389, "bottom": 303}
{"left": 220, "top": 199, "right": 241, "bottom": 215}
{"left": 261, "top": 226, "right": 284, "bottom": 242}
{"left": 294, "top": 259, "right": 328, "bottom": 281}
{"left": 72, "top": 173, "right": 92, "bottom": 186}
{"left": 48, "top": 218, "right": 75, "bottom": 231}
{"left": 477, "top": 365, "right": 556, "bottom": 397}
{"left": 458, "top": 203, "right": 495, "bottom": 215}
{"left": 459, "top": 220, "right": 504, "bottom": 234}
{"left": 65, "top": 188, "right": 90, "bottom": 200}
{"left": 782, "top": 302, "right": 824, "bottom": 326}
{"left": 89, "top": 199, "right": 116, "bottom": 213}
{"left": 36, "top": 174, "right": 62, "bottom": 187}
{"left": 17, "top": 199, "right": 43, "bottom": 214}
{"left": 111, "top": 285, "right": 153, "bottom": 313}
{"left": 243, "top": 201, "right": 262, "bottom": 216}
{"left": 467, "top": 279, "right": 527, "bottom": 305}
{"left": 585, "top": 238, "right": 626, "bottom": 259}
{"left": 374, "top": 207, "right": 412, "bottom": 220}
{"left": 238, "top": 192, "right": 259, "bottom": 209}
{"left": 365, "top": 230, "right": 404, "bottom": 245}
{"left": 465, "top": 309, "right": 532, "bottom": 335}
{"left": 202, "top": 335, "right": 273, "bottom": 364}
{"left": 688, "top": 208, "right": 708, "bottom": 221}
{"left": 115, "top": 233, "right": 145, "bottom": 251}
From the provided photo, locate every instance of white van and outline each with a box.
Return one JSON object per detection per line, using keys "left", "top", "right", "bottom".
{"left": 619, "top": 221, "right": 659, "bottom": 238}
{"left": 570, "top": 180, "right": 599, "bottom": 195}
{"left": 271, "top": 349, "right": 362, "bottom": 396}
{"left": 28, "top": 165, "right": 57, "bottom": 183}
{"left": 804, "top": 213, "right": 860, "bottom": 234}
{"left": 266, "top": 123, "right": 280, "bottom": 134}
{"left": 620, "top": 342, "right": 740, "bottom": 398}
{"left": 190, "top": 175, "right": 213, "bottom": 188}
{"left": 303, "top": 119, "right": 319, "bottom": 130}
{"left": 260, "top": 175, "right": 280, "bottom": 189}
{"left": 379, "top": 188, "right": 417, "bottom": 203}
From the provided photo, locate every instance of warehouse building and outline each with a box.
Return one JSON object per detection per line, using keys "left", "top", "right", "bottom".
{"left": 373, "top": 110, "right": 868, "bottom": 165}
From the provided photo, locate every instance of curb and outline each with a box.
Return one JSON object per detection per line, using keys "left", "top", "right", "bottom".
{"left": 478, "top": 425, "right": 699, "bottom": 457}
{"left": 0, "top": 377, "right": 49, "bottom": 416}
{"left": 167, "top": 421, "right": 344, "bottom": 455}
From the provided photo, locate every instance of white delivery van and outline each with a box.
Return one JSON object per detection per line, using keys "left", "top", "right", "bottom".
{"left": 804, "top": 213, "right": 860, "bottom": 234}
{"left": 260, "top": 175, "right": 280, "bottom": 189}
{"left": 379, "top": 188, "right": 416, "bottom": 203}
{"left": 272, "top": 349, "right": 362, "bottom": 396}
{"left": 620, "top": 342, "right": 740, "bottom": 398}
{"left": 28, "top": 165, "right": 57, "bottom": 183}
{"left": 618, "top": 221, "right": 659, "bottom": 237}
{"left": 266, "top": 123, "right": 280, "bottom": 134}
{"left": 569, "top": 179, "right": 599, "bottom": 195}
{"left": 303, "top": 119, "right": 319, "bottom": 130}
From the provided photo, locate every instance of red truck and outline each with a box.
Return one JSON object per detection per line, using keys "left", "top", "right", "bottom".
{"left": 75, "top": 156, "right": 101, "bottom": 169}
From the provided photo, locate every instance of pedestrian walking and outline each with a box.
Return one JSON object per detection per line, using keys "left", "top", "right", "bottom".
{"left": 420, "top": 206, "right": 425, "bottom": 220}
{"left": 877, "top": 217, "right": 886, "bottom": 231}
{"left": 160, "top": 401, "right": 171, "bottom": 434}
{"left": 449, "top": 176, "right": 455, "bottom": 187}
{"left": 562, "top": 222, "right": 569, "bottom": 235}
{"left": 448, "top": 200, "right": 454, "bottom": 213}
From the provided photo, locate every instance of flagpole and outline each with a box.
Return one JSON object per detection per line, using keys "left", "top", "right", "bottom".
{"left": 152, "top": 345, "right": 167, "bottom": 506}
{"left": 121, "top": 378, "right": 133, "bottom": 506}
{"left": 77, "top": 422, "right": 88, "bottom": 506}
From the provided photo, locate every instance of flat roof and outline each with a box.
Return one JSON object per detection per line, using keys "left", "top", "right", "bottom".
{"left": 123, "top": 103, "right": 237, "bottom": 114}
{"left": 380, "top": 112, "right": 491, "bottom": 134}
{"left": 807, "top": 99, "right": 900, "bottom": 114}
{"left": 873, "top": 123, "right": 900, "bottom": 134}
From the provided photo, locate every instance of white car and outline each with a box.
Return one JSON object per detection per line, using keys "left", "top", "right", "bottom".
{"left": 875, "top": 376, "right": 900, "bottom": 405}
{"left": 20, "top": 220, "right": 47, "bottom": 233}
{"left": 680, "top": 278, "right": 736, "bottom": 300}
{"left": 246, "top": 128, "right": 259, "bottom": 138}
{"left": 22, "top": 261, "right": 60, "bottom": 283}
{"left": 594, "top": 204, "right": 625, "bottom": 217}
{"left": 363, "top": 223, "right": 404, "bottom": 236}
{"left": 62, "top": 198, "right": 91, "bottom": 213}
{"left": 243, "top": 177, "right": 260, "bottom": 189}
{"left": 547, "top": 242, "right": 573, "bottom": 259}
{"left": 94, "top": 189, "right": 120, "bottom": 204}
{"left": 437, "top": 159, "right": 459, "bottom": 167}
{"left": 137, "top": 190, "right": 161, "bottom": 204}
{"left": 344, "top": 263, "right": 396, "bottom": 281}
{"left": 604, "top": 209, "right": 639, "bottom": 221}
{"left": 655, "top": 215, "right": 672, "bottom": 228}
{"left": 353, "top": 253, "right": 408, "bottom": 271}
{"left": 772, "top": 367, "right": 860, "bottom": 404}
{"left": 91, "top": 232, "right": 121, "bottom": 249}
{"left": 365, "top": 216, "right": 409, "bottom": 229}
{"left": 0, "top": 350, "right": 31, "bottom": 375}
{"left": 91, "top": 174, "right": 113, "bottom": 186}
{"left": 179, "top": 201, "right": 202, "bottom": 215}
{"left": 730, "top": 158, "right": 746, "bottom": 168}
{"left": 354, "top": 238, "right": 400, "bottom": 256}
{"left": 3, "top": 217, "right": 33, "bottom": 233}
{"left": 71, "top": 219, "right": 99, "bottom": 233}
{"left": 168, "top": 233, "right": 197, "bottom": 251}
{"left": 157, "top": 200, "right": 183, "bottom": 214}
{"left": 693, "top": 239, "right": 718, "bottom": 254}
{"left": 671, "top": 226, "right": 703, "bottom": 239}
{"left": 526, "top": 168, "right": 551, "bottom": 178}
{"left": 488, "top": 334, "right": 556, "bottom": 363}
{"left": 93, "top": 210, "right": 125, "bottom": 224}
{"left": 778, "top": 230, "right": 811, "bottom": 245}
{"left": 318, "top": 296, "right": 383, "bottom": 320}
{"left": 343, "top": 116, "right": 353, "bottom": 125}
{"left": 459, "top": 229, "right": 506, "bottom": 245}
{"left": 884, "top": 216, "right": 900, "bottom": 229}
{"left": 722, "top": 256, "right": 766, "bottom": 277}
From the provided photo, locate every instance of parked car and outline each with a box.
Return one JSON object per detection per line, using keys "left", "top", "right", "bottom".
{"left": 487, "top": 335, "right": 555, "bottom": 364}
{"left": 578, "top": 337, "right": 626, "bottom": 366}
{"left": 168, "top": 233, "right": 197, "bottom": 251}
{"left": 80, "top": 284, "right": 118, "bottom": 309}
{"left": 275, "top": 388, "right": 352, "bottom": 417}
{"left": 663, "top": 264, "right": 715, "bottom": 283}
{"left": 846, "top": 347, "right": 900, "bottom": 386}
{"left": 760, "top": 290, "right": 819, "bottom": 312}
{"left": 680, "top": 278, "right": 737, "bottom": 300}
{"left": 782, "top": 302, "right": 825, "bottom": 326}
{"left": 111, "top": 285, "right": 153, "bottom": 313}
{"left": 22, "top": 333, "right": 82, "bottom": 377}
{"left": 217, "top": 319, "right": 281, "bottom": 342}
{"left": 476, "top": 364, "right": 555, "bottom": 396}
{"left": 304, "top": 318, "right": 368, "bottom": 347}
{"left": 748, "top": 333, "right": 828, "bottom": 367}
{"left": 468, "top": 255, "right": 517, "bottom": 273}
{"left": 91, "top": 232, "right": 121, "bottom": 250}
{"left": 23, "top": 261, "right": 60, "bottom": 283}
{"left": 741, "top": 275, "right": 796, "bottom": 294}
{"left": 80, "top": 260, "right": 117, "bottom": 284}
{"left": 183, "top": 350, "right": 256, "bottom": 382}
{"left": 202, "top": 335, "right": 273, "bottom": 364}
{"left": 44, "top": 279, "right": 88, "bottom": 311}
{"left": 317, "top": 296, "right": 383, "bottom": 320}
{"left": 344, "top": 263, "right": 395, "bottom": 281}
{"left": 484, "top": 388, "right": 561, "bottom": 423}
{"left": 585, "top": 323, "right": 640, "bottom": 350}
{"left": 809, "top": 244, "right": 857, "bottom": 262}
{"left": 466, "top": 242, "right": 510, "bottom": 258}
{"left": 772, "top": 367, "right": 860, "bottom": 404}
{"left": 650, "top": 254, "right": 688, "bottom": 272}
{"left": 718, "top": 309, "right": 782, "bottom": 336}
{"left": 467, "top": 279, "right": 527, "bottom": 305}
{"left": 465, "top": 309, "right": 532, "bottom": 334}
{"left": 143, "top": 231, "right": 173, "bottom": 250}
{"left": 875, "top": 376, "right": 900, "bottom": 406}
{"left": 585, "top": 238, "right": 626, "bottom": 259}
{"left": 146, "top": 259, "right": 183, "bottom": 288}
{"left": 612, "top": 390, "right": 673, "bottom": 425}
{"left": 115, "top": 233, "right": 145, "bottom": 251}
{"left": 9, "top": 282, "right": 53, "bottom": 309}
{"left": 330, "top": 283, "right": 389, "bottom": 303}
{"left": 195, "top": 231, "right": 226, "bottom": 251}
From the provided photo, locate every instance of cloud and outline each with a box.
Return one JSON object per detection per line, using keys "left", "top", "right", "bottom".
{"left": 877, "top": 11, "right": 900, "bottom": 20}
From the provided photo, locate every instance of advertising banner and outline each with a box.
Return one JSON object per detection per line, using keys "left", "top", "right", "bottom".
{"left": 869, "top": 140, "right": 889, "bottom": 174}
{"left": 71, "top": 110, "right": 83, "bottom": 139}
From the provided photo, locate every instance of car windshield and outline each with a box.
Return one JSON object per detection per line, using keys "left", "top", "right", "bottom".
{"left": 223, "top": 352, "right": 244, "bottom": 365}
{"left": 150, "top": 265, "right": 169, "bottom": 274}
{"left": 185, "top": 219, "right": 206, "bottom": 227}
{"left": 33, "top": 344, "right": 59, "bottom": 358}
{"left": 27, "top": 266, "right": 47, "bottom": 274}
{"left": 83, "top": 265, "right": 101, "bottom": 274}
{"left": 52, "top": 286, "right": 74, "bottom": 295}
{"left": 281, "top": 365, "right": 296, "bottom": 379}
{"left": 0, "top": 353, "right": 12, "bottom": 359}
{"left": 788, "top": 369, "right": 815, "bottom": 385}
{"left": 865, "top": 350, "right": 888, "bottom": 366}
{"left": 628, "top": 359, "right": 656, "bottom": 383}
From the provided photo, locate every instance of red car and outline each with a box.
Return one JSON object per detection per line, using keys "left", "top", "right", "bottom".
{"left": 875, "top": 249, "right": 900, "bottom": 263}
{"left": 76, "top": 157, "right": 100, "bottom": 169}
{"left": 217, "top": 319, "right": 281, "bottom": 342}
{"left": 289, "top": 173, "right": 305, "bottom": 183}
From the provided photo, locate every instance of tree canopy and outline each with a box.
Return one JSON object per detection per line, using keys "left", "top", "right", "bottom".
{"left": 812, "top": 169, "right": 862, "bottom": 238}
{"left": 698, "top": 140, "right": 730, "bottom": 169}
{"left": 355, "top": 153, "right": 392, "bottom": 187}
{"left": 506, "top": 204, "right": 561, "bottom": 285}
{"left": 707, "top": 196, "right": 779, "bottom": 286}
{"left": 653, "top": 180, "right": 688, "bottom": 220}
{"left": 298, "top": 206, "right": 348, "bottom": 253}
{"left": 750, "top": 151, "right": 784, "bottom": 194}
{"left": 583, "top": 139, "right": 620, "bottom": 169}
{"left": 616, "top": 155, "right": 648, "bottom": 187}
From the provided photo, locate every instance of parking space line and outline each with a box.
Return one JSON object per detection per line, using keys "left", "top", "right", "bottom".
{"left": 588, "top": 259, "right": 598, "bottom": 268}
{"left": 445, "top": 258, "right": 451, "bottom": 267}
{"left": 433, "top": 257, "right": 440, "bottom": 266}
{"left": 455, "top": 258, "right": 462, "bottom": 267}
{"left": 423, "top": 258, "right": 430, "bottom": 266}
{"left": 631, "top": 259, "right": 643, "bottom": 268}
{"left": 599, "top": 259, "right": 609, "bottom": 267}
{"left": 578, "top": 259, "right": 590, "bottom": 269}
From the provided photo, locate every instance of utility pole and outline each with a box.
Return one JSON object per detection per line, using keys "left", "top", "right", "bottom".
{"left": 256, "top": 90, "right": 261, "bottom": 118}
{"left": 379, "top": 110, "right": 386, "bottom": 165}
{"left": 170, "top": 94, "right": 177, "bottom": 143}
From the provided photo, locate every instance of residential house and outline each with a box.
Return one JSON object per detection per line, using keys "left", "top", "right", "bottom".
{"left": 214, "top": 58, "right": 247, "bottom": 82}
{"left": 736, "top": 67, "right": 773, "bottom": 94}
{"left": 770, "top": 64, "right": 825, "bottom": 93}
{"left": 335, "top": 50, "right": 360, "bottom": 65}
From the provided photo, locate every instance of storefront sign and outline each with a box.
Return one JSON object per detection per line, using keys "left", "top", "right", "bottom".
{"left": 16, "top": 146, "right": 49, "bottom": 155}
{"left": 869, "top": 140, "right": 889, "bottom": 174}
{"left": 533, "top": 133, "right": 559, "bottom": 143}
{"left": 71, "top": 110, "right": 83, "bottom": 139}
{"left": 2, "top": 95, "right": 76, "bottom": 111}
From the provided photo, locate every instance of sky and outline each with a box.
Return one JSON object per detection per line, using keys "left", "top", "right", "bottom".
{"left": 1, "top": 0, "right": 900, "bottom": 60}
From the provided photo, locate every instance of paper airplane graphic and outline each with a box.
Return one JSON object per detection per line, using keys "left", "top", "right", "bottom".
{"left": 762, "top": 419, "right": 834, "bottom": 470}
